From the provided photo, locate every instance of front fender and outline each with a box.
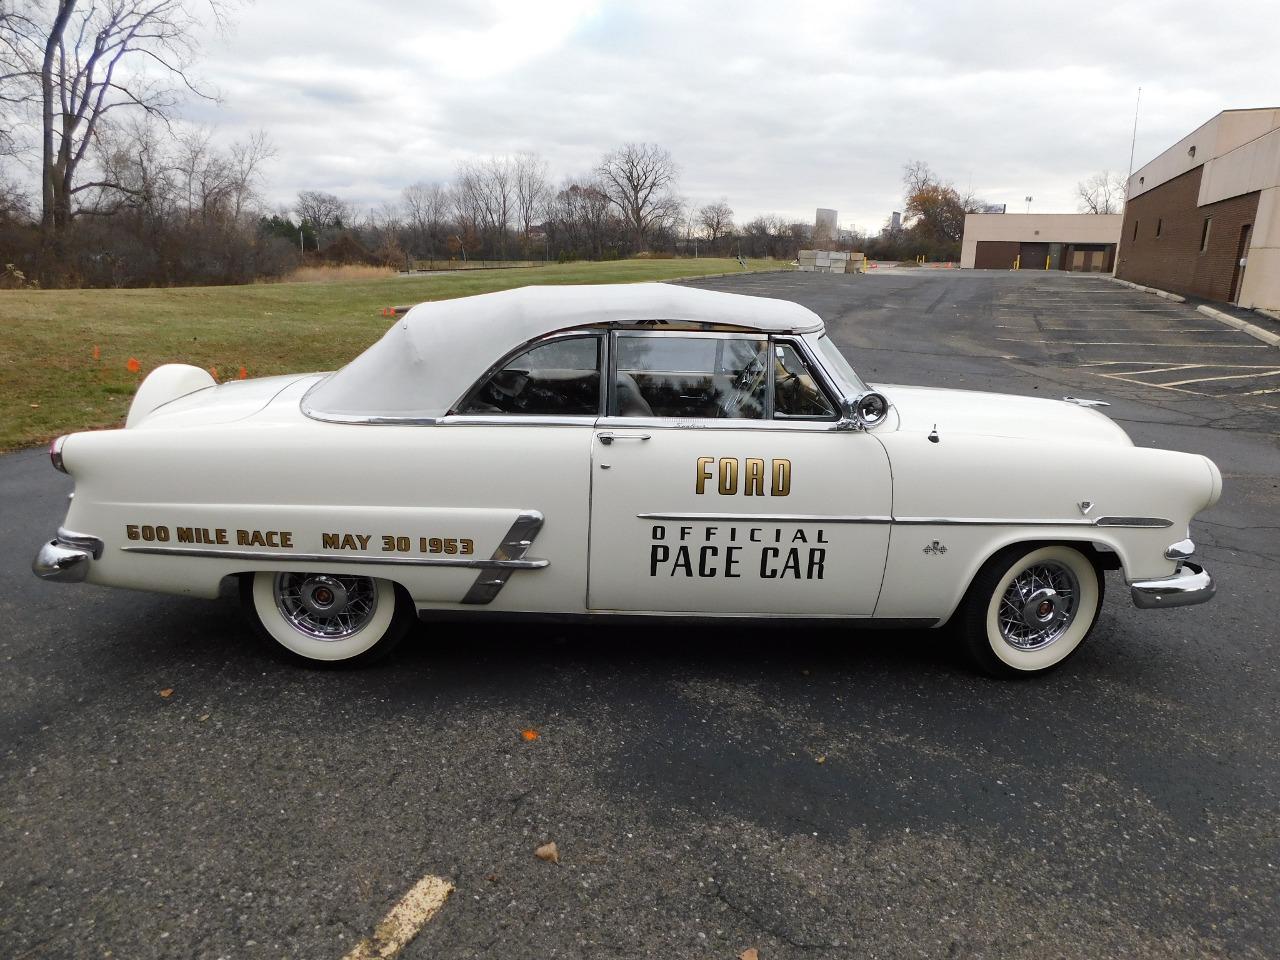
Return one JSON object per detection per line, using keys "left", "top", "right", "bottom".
{"left": 871, "top": 433, "right": 1220, "bottom": 620}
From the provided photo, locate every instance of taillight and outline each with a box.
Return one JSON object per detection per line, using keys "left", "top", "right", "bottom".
{"left": 50, "top": 435, "right": 68, "bottom": 473}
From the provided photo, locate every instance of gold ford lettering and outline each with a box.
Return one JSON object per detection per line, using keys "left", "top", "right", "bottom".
{"left": 696, "top": 457, "right": 791, "bottom": 496}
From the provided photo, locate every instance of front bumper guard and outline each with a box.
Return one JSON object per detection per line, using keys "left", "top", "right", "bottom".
{"left": 1130, "top": 561, "right": 1214, "bottom": 609}
{"left": 33, "top": 528, "right": 103, "bottom": 583}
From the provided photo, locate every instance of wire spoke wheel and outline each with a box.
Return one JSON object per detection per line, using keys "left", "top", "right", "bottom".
{"left": 995, "top": 560, "right": 1080, "bottom": 651}
{"left": 274, "top": 572, "right": 380, "bottom": 641}
{"left": 961, "top": 544, "right": 1103, "bottom": 677}
{"left": 245, "top": 571, "right": 409, "bottom": 665}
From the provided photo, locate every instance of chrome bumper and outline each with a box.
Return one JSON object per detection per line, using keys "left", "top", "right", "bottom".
{"left": 32, "top": 528, "right": 103, "bottom": 583}
{"left": 1130, "top": 561, "right": 1215, "bottom": 609}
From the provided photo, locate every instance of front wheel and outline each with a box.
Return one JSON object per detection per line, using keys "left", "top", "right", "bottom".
{"left": 958, "top": 544, "right": 1104, "bottom": 677}
{"left": 242, "top": 571, "right": 413, "bottom": 666}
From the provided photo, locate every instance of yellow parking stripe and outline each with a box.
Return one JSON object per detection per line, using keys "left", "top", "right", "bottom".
{"left": 342, "top": 875, "right": 454, "bottom": 960}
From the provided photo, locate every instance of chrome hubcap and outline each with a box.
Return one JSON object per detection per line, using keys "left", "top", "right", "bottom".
{"left": 274, "top": 572, "right": 378, "bottom": 641}
{"left": 998, "top": 561, "right": 1080, "bottom": 651}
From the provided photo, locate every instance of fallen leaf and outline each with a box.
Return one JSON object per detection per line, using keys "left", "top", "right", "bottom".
{"left": 197, "top": 714, "right": 210, "bottom": 722}
{"left": 521, "top": 728, "right": 539, "bottom": 742}
{"left": 485, "top": 873, "right": 500, "bottom": 883}
{"left": 534, "top": 841, "right": 559, "bottom": 864}
{"left": 158, "top": 688, "right": 174, "bottom": 699}
{"left": 815, "top": 755, "right": 827, "bottom": 764}
{"left": 29, "top": 403, "right": 39, "bottom": 408}
{"left": 740, "top": 949, "right": 760, "bottom": 960}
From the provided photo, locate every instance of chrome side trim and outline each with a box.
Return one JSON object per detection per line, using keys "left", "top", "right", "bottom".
{"left": 637, "top": 512, "right": 893, "bottom": 524}
{"left": 1130, "top": 561, "right": 1214, "bottom": 609}
{"left": 1093, "top": 516, "right": 1174, "bottom": 528}
{"left": 461, "top": 510, "right": 546, "bottom": 605}
{"left": 120, "top": 545, "right": 548, "bottom": 570}
{"left": 634, "top": 514, "right": 1173, "bottom": 529}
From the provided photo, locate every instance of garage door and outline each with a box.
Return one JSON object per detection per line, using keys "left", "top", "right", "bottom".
{"left": 973, "top": 241, "right": 1020, "bottom": 269}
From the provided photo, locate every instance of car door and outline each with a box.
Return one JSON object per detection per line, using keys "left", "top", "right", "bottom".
{"left": 587, "top": 331, "right": 892, "bottom": 616}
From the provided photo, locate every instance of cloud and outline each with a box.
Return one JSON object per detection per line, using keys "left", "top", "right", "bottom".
{"left": 179, "top": 0, "right": 1279, "bottom": 231}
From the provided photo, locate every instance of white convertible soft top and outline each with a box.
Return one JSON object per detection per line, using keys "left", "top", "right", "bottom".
{"left": 302, "top": 282, "right": 825, "bottom": 421}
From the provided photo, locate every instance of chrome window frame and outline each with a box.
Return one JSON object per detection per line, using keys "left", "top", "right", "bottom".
{"left": 606, "top": 328, "right": 842, "bottom": 426}
{"left": 447, "top": 328, "right": 608, "bottom": 424}
{"left": 304, "top": 321, "right": 859, "bottom": 430}
{"left": 609, "top": 328, "right": 772, "bottom": 420}
{"left": 770, "top": 337, "right": 841, "bottom": 422}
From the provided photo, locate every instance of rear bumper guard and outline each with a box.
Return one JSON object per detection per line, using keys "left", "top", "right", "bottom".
{"left": 33, "top": 528, "right": 103, "bottom": 584}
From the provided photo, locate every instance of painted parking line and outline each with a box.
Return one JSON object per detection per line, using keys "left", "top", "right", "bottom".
{"left": 342, "top": 875, "right": 454, "bottom": 960}
{"left": 995, "top": 325, "right": 1229, "bottom": 333}
{"left": 996, "top": 338, "right": 1267, "bottom": 348}
{"left": 1082, "top": 361, "right": 1280, "bottom": 397}
{"left": 1160, "top": 369, "right": 1280, "bottom": 387}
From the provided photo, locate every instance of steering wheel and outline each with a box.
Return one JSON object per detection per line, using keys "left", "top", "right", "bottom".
{"left": 720, "top": 352, "right": 768, "bottom": 417}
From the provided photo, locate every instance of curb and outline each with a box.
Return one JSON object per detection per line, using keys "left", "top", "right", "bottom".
{"left": 669, "top": 268, "right": 791, "bottom": 283}
{"left": 1108, "top": 276, "right": 1187, "bottom": 302}
{"left": 1195, "top": 304, "right": 1280, "bottom": 347}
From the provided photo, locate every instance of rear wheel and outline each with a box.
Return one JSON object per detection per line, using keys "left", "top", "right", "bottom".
{"left": 242, "top": 571, "right": 412, "bottom": 665}
{"left": 959, "top": 544, "right": 1103, "bottom": 677}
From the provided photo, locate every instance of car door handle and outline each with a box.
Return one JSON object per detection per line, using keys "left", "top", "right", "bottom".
{"left": 596, "top": 432, "right": 651, "bottom": 445}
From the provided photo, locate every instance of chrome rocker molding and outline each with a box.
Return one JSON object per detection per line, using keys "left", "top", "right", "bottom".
{"left": 33, "top": 527, "right": 104, "bottom": 583}
{"left": 1130, "top": 561, "right": 1214, "bottom": 609}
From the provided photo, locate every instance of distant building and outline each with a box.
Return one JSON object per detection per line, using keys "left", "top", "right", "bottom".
{"left": 814, "top": 208, "right": 837, "bottom": 243}
{"left": 960, "top": 213, "right": 1122, "bottom": 270}
{"left": 890, "top": 211, "right": 902, "bottom": 233}
{"left": 1116, "top": 107, "right": 1280, "bottom": 310}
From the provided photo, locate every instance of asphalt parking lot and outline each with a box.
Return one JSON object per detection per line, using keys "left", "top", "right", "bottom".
{"left": 2, "top": 270, "right": 1277, "bottom": 959}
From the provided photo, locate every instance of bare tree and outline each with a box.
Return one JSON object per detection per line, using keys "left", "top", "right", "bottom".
{"left": 0, "top": 1, "right": 38, "bottom": 157}
{"left": 1077, "top": 171, "right": 1126, "bottom": 215}
{"left": 596, "top": 142, "right": 680, "bottom": 251}
{"left": 513, "top": 151, "right": 549, "bottom": 242}
{"left": 697, "top": 198, "right": 734, "bottom": 244}
{"left": 295, "top": 189, "right": 352, "bottom": 237}
{"left": 0, "top": 0, "right": 227, "bottom": 263}
{"left": 402, "top": 180, "right": 448, "bottom": 257}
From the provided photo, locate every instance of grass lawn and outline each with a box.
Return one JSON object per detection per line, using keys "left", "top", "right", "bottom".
{"left": 0, "top": 258, "right": 782, "bottom": 450}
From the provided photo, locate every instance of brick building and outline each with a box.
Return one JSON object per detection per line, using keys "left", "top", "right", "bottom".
{"left": 960, "top": 213, "right": 1122, "bottom": 271}
{"left": 1116, "top": 108, "right": 1280, "bottom": 311}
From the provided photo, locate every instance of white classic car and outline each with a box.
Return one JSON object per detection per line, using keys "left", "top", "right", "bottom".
{"left": 34, "top": 284, "right": 1219, "bottom": 675}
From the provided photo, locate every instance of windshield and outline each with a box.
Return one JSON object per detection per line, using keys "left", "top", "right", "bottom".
{"left": 813, "top": 335, "right": 867, "bottom": 397}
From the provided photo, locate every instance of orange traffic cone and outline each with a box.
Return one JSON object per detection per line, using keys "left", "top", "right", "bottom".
{"left": 126, "top": 357, "right": 141, "bottom": 373}
{"left": 238, "top": 366, "right": 248, "bottom": 380}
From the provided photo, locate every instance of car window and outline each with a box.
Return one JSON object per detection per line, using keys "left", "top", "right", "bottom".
{"left": 773, "top": 343, "right": 836, "bottom": 419}
{"left": 614, "top": 334, "right": 768, "bottom": 419}
{"left": 456, "top": 335, "right": 601, "bottom": 416}
{"left": 814, "top": 335, "right": 867, "bottom": 395}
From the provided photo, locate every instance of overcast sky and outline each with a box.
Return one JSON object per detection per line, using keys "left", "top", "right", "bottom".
{"left": 185, "top": 0, "right": 1280, "bottom": 232}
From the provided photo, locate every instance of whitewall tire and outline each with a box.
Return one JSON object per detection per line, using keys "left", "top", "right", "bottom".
{"left": 243, "top": 571, "right": 412, "bottom": 665}
{"left": 959, "top": 544, "right": 1103, "bottom": 677}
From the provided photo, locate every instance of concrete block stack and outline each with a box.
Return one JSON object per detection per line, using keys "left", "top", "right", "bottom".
{"left": 797, "top": 250, "right": 860, "bottom": 273}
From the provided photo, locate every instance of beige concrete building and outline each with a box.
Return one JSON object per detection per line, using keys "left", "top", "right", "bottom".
{"left": 1117, "top": 108, "right": 1280, "bottom": 310}
{"left": 961, "top": 213, "right": 1123, "bottom": 271}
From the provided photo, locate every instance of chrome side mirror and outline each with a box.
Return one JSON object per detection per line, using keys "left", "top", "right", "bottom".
{"left": 838, "top": 391, "right": 891, "bottom": 430}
